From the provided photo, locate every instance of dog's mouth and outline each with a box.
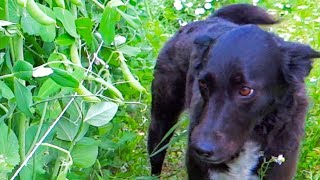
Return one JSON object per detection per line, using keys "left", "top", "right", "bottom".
{"left": 197, "top": 150, "right": 241, "bottom": 165}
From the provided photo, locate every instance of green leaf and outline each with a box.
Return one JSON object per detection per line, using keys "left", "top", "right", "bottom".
{"left": 13, "top": 60, "right": 33, "bottom": 80}
{"left": 71, "top": 137, "right": 98, "bottom": 168}
{"left": 14, "top": 78, "right": 33, "bottom": 117}
{"left": 47, "top": 52, "right": 65, "bottom": 68}
{"left": 55, "top": 33, "right": 75, "bottom": 46}
{"left": 37, "top": 78, "right": 61, "bottom": 98}
{"left": 0, "top": 81, "right": 14, "bottom": 100}
{"left": 99, "top": 7, "right": 118, "bottom": 46}
{"left": 75, "top": 17, "right": 93, "bottom": 45}
{"left": 118, "top": 45, "right": 141, "bottom": 57}
{"left": 56, "top": 118, "right": 89, "bottom": 142}
{"left": 0, "top": 36, "right": 9, "bottom": 50}
{"left": 21, "top": 9, "right": 41, "bottom": 36}
{"left": 38, "top": 4, "right": 56, "bottom": 42}
{"left": 116, "top": 8, "right": 140, "bottom": 29}
{"left": 0, "top": 123, "right": 20, "bottom": 177}
{"left": 84, "top": 102, "right": 118, "bottom": 127}
{"left": 53, "top": 7, "right": 79, "bottom": 38}
{"left": 22, "top": 4, "right": 56, "bottom": 42}
{"left": 49, "top": 68, "right": 79, "bottom": 88}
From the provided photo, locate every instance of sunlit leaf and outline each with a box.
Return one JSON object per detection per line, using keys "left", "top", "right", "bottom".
{"left": 99, "top": 7, "right": 118, "bottom": 46}
{"left": 55, "top": 33, "right": 75, "bottom": 46}
{"left": 84, "top": 102, "right": 118, "bottom": 127}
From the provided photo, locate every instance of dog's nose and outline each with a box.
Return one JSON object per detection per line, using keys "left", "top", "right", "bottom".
{"left": 193, "top": 143, "right": 215, "bottom": 158}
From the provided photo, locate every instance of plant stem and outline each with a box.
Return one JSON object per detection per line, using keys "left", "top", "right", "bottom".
{"left": 0, "top": 73, "right": 15, "bottom": 80}
{"left": 90, "top": 0, "right": 104, "bottom": 9}
{"left": 16, "top": 113, "right": 26, "bottom": 162}
{"left": 26, "top": 102, "right": 48, "bottom": 156}
{"left": 14, "top": 36, "right": 24, "bottom": 61}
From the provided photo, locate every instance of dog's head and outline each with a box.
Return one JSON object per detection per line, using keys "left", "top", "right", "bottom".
{"left": 188, "top": 25, "right": 319, "bottom": 164}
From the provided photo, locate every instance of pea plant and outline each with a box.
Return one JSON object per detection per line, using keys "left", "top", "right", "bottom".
{"left": 0, "top": 0, "right": 150, "bottom": 179}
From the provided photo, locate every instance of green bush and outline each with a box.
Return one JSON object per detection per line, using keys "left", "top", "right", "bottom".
{"left": 0, "top": 0, "right": 319, "bottom": 179}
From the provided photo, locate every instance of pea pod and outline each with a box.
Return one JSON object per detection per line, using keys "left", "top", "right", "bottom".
{"left": 17, "top": 0, "right": 27, "bottom": 7}
{"left": 118, "top": 52, "right": 146, "bottom": 92}
{"left": 70, "top": 42, "right": 82, "bottom": 66}
{"left": 49, "top": 68, "right": 79, "bottom": 88}
{"left": 55, "top": 0, "right": 65, "bottom": 8}
{"left": 87, "top": 75, "right": 124, "bottom": 100}
{"left": 26, "top": 0, "right": 56, "bottom": 25}
{"left": 75, "top": 84, "right": 101, "bottom": 103}
{"left": 70, "top": 0, "right": 82, "bottom": 6}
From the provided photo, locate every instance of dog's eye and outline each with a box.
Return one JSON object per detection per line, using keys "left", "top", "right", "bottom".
{"left": 199, "top": 80, "right": 208, "bottom": 89}
{"left": 239, "top": 86, "right": 254, "bottom": 96}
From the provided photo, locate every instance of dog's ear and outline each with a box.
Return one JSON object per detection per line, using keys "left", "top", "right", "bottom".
{"left": 281, "top": 42, "right": 320, "bottom": 83}
{"left": 191, "top": 35, "right": 215, "bottom": 71}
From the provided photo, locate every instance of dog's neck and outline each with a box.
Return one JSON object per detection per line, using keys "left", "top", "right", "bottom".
{"left": 209, "top": 141, "right": 261, "bottom": 180}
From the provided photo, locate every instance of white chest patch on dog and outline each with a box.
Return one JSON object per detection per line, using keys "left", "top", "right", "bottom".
{"left": 209, "top": 141, "right": 261, "bottom": 180}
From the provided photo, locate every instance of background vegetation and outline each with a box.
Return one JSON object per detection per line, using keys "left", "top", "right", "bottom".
{"left": 0, "top": 0, "right": 319, "bottom": 179}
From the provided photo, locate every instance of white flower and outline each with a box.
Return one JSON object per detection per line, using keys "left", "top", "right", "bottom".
{"left": 0, "top": 154, "right": 5, "bottom": 163}
{"left": 206, "top": 0, "right": 213, "bottom": 2}
{"left": 174, "top": 1, "right": 183, "bottom": 11}
{"left": 273, "top": 154, "right": 285, "bottom": 165}
{"left": 204, "top": 3, "right": 212, "bottom": 9}
{"left": 178, "top": 19, "right": 188, "bottom": 26}
{"left": 195, "top": 8, "right": 205, "bottom": 15}
{"left": 274, "top": 3, "right": 283, "bottom": 9}
{"left": 181, "top": 0, "right": 186, "bottom": 2}
{"left": 310, "top": 77, "right": 317, "bottom": 82}
{"left": 252, "top": 0, "right": 259, "bottom": 5}
{"left": 33, "top": 67, "right": 53, "bottom": 78}
{"left": 111, "top": 35, "right": 126, "bottom": 46}
{"left": 186, "top": 2, "right": 193, "bottom": 8}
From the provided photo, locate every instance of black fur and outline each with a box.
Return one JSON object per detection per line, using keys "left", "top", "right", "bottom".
{"left": 148, "top": 4, "right": 320, "bottom": 179}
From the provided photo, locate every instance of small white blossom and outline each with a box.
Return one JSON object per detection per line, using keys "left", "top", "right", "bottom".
{"left": 0, "top": 154, "right": 5, "bottom": 163}
{"left": 273, "top": 154, "right": 285, "bottom": 165}
{"left": 204, "top": 3, "right": 212, "bottom": 9}
{"left": 111, "top": 35, "right": 126, "bottom": 46}
{"left": 274, "top": 3, "right": 283, "bottom": 9}
{"left": 297, "top": 5, "right": 308, "bottom": 10}
{"left": 293, "top": 15, "right": 302, "bottom": 22}
{"left": 195, "top": 8, "right": 205, "bottom": 15}
{"left": 174, "top": 1, "right": 183, "bottom": 11}
{"left": 186, "top": 2, "right": 193, "bottom": 8}
{"left": 33, "top": 67, "right": 53, "bottom": 78}
{"left": 181, "top": 0, "right": 186, "bottom": 2}
{"left": 310, "top": 77, "right": 317, "bottom": 82}
{"left": 206, "top": 0, "right": 213, "bottom": 2}
{"left": 252, "top": 0, "right": 259, "bottom": 5}
{"left": 178, "top": 19, "right": 188, "bottom": 26}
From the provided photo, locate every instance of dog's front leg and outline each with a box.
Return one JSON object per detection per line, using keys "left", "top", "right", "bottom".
{"left": 148, "top": 64, "right": 186, "bottom": 176}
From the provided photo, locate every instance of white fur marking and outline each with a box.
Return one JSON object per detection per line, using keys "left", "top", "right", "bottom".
{"left": 209, "top": 141, "right": 260, "bottom": 180}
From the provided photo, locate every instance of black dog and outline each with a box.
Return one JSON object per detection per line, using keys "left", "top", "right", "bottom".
{"left": 148, "top": 4, "right": 319, "bottom": 180}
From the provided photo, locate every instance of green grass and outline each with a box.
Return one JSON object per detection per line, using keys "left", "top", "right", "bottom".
{"left": 0, "top": 0, "right": 319, "bottom": 179}
{"left": 114, "top": 0, "right": 320, "bottom": 179}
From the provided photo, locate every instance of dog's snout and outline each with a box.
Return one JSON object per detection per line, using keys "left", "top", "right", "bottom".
{"left": 193, "top": 143, "right": 215, "bottom": 158}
